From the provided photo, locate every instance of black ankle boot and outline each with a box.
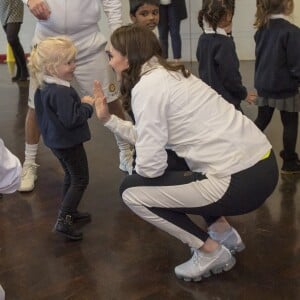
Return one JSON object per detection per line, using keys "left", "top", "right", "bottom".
{"left": 54, "top": 214, "right": 83, "bottom": 240}
{"left": 281, "top": 160, "right": 300, "bottom": 174}
{"left": 72, "top": 211, "right": 92, "bottom": 223}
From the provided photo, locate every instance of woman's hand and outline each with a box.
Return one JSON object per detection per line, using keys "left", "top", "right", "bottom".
{"left": 93, "top": 80, "right": 111, "bottom": 123}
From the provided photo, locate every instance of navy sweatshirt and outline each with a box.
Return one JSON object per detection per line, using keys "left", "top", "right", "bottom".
{"left": 254, "top": 18, "right": 300, "bottom": 99}
{"left": 196, "top": 33, "right": 247, "bottom": 106}
{"left": 34, "top": 83, "right": 93, "bottom": 149}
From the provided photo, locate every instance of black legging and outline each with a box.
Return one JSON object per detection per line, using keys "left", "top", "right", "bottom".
{"left": 3, "top": 22, "right": 28, "bottom": 79}
{"left": 255, "top": 106, "right": 298, "bottom": 161}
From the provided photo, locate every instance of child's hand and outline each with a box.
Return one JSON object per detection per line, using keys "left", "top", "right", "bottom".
{"left": 81, "top": 96, "right": 95, "bottom": 106}
{"left": 246, "top": 92, "right": 257, "bottom": 104}
{"left": 93, "top": 80, "right": 111, "bottom": 123}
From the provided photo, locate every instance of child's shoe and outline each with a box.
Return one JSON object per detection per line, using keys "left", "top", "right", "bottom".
{"left": 72, "top": 211, "right": 92, "bottom": 223}
{"left": 281, "top": 160, "right": 300, "bottom": 174}
{"left": 54, "top": 214, "right": 83, "bottom": 241}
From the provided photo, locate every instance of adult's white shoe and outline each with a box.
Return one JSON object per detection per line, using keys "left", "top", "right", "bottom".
{"left": 208, "top": 227, "right": 245, "bottom": 254}
{"left": 18, "top": 163, "right": 39, "bottom": 192}
{"left": 175, "top": 245, "right": 236, "bottom": 282}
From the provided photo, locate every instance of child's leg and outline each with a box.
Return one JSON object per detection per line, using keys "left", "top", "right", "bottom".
{"left": 51, "top": 144, "right": 89, "bottom": 240}
{"left": 167, "top": 5, "right": 182, "bottom": 59}
{"left": 158, "top": 5, "right": 170, "bottom": 59}
{"left": 280, "top": 111, "right": 300, "bottom": 173}
{"left": 280, "top": 111, "right": 298, "bottom": 159}
{"left": 254, "top": 106, "right": 274, "bottom": 131}
{"left": 53, "top": 144, "right": 89, "bottom": 214}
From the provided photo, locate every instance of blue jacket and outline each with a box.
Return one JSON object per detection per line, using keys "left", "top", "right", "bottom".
{"left": 255, "top": 18, "right": 300, "bottom": 98}
{"left": 34, "top": 83, "right": 93, "bottom": 149}
{"left": 196, "top": 32, "right": 247, "bottom": 107}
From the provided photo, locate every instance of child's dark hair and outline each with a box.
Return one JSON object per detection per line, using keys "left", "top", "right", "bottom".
{"left": 198, "top": 0, "right": 235, "bottom": 32}
{"left": 254, "top": 0, "right": 294, "bottom": 29}
{"left": 129, "top": 0, "right": 160, "bottom": 16}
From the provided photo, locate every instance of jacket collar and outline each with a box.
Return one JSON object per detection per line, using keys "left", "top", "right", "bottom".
{"left": 140, "top": 56, "right": 161, "bottom": 76}
{"left": 44, "top": 75, "right": 70, "bottom": 87}
{"left": 270, "top": 14, "right": 289, "bottom": 20}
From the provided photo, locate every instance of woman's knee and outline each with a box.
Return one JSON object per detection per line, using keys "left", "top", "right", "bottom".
{"left": 119, "top": 174, "right": 141, "bottom": 196}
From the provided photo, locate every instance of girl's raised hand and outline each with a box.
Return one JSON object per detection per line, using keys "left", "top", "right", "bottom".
{"left": 81, "top": 96, "right": 95, "bottom": 105}
{"left": 93, "top": 80, "right": 111, "bottom": 123}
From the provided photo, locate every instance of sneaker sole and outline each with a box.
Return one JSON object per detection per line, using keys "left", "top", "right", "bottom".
{"left": 18, "top": 186, "right": 36, "bottom": 192}
{"left": 17, "top": 176, "right": 37, "bottom": 192}
{"left": 175, "top": 256, "right": 236, "bottom": 282}
{"left": 227, "top": 242, "right": 246, "bottom": 255}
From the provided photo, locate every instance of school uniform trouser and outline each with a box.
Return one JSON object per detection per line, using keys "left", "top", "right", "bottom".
{"left": 51, "top": 144, "right": 89, "bottom": 215}
{"left": 158, "top": 4, "right": 182, "bottom": 59}
{"left": 120, "top": 150, "right": 278, "bottom": 249}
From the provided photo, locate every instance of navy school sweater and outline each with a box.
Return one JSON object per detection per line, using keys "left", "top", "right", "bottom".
{"left": 196, "top": 33, "right": 247, "bottom": 106}
{"left": 254, "top": 18, "right": 300, "bottom": 99}
{"left": 34, "top": 83, "right": 93, "bottom": 149}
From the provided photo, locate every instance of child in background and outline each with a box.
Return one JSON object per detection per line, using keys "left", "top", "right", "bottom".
{"left": 197, "top": 0, "right": 255, "bottom": 112}
{"left": 129, "top": 0, "right": 160, "bottom": 31}
{"left": 28, "top": 37, "right": 94, "bottom": 240}
{"left": 158, "top": 0, "right": 187, "bottom": 61}
{"left": 254, "top": 0, "right": 300, "bottom": 174}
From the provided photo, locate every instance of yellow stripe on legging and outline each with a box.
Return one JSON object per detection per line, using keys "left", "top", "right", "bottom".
{"left": 261, "top": 150, "right": 271, "bottom": 160}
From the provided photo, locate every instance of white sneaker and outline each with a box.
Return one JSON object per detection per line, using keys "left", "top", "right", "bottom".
{"left": 18, "top": 163, "right": 39, "bottom": 192}
{"left": 175, "top": 245, "right": 236, "bottom": 282}
{"left": 0, "top": 284, "right": 5, "bottom": 300}
{"left": 119, "top": 149, "right": 134, "bottom": 174}
{"left": 208, "top": 227, "right": 245, "bottom": 254}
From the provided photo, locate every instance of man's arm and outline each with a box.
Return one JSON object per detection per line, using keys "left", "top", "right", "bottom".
{"left": 102, "top": 0, "right": 122, "bottom": 32}
{"left": 22, "top": 0, "right": 51, "bottom": 20}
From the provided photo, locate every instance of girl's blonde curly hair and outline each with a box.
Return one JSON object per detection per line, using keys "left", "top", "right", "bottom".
{"left": 28, "top": 36, "right": 77, "bottom": 87}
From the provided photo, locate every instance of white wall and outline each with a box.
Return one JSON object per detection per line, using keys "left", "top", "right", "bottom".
{"left": 1, "top": 0, "right": 299, "bottom": 61}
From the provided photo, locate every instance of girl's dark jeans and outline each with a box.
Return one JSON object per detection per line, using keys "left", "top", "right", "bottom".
{"left": 51, "top": 143, "right": 89, "bottom": 215}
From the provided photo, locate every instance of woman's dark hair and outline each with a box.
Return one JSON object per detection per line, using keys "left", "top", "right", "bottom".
{"left": 110, "top": 24, "right": 190, "bottom": 111}
{"left": 198, "top": 0, "right": 235, "bottom": 32}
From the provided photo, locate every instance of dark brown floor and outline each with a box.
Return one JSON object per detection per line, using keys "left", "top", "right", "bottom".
{"left": 1, "top": 62, "right": 300, "bottom": 300}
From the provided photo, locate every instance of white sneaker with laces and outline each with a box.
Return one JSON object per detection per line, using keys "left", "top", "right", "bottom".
{"left": 175, "top": 245, "right": 236, "bottom": 282}
{"left": 18, "top": 163, "right": 39, "bottom": 192}
{"left": 208, "top": 227, "right": 245, "bottom": 254}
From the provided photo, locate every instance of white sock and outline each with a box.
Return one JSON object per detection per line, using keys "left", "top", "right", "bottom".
{"left": 24, "top": 143, "right": 38, "bottom": 165}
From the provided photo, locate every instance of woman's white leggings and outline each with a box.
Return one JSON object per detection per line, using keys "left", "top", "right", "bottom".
{"left": 120, "top": 151, "right": 278, "bottom": 249}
